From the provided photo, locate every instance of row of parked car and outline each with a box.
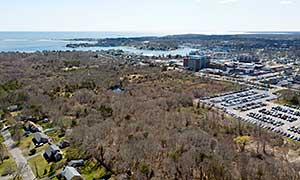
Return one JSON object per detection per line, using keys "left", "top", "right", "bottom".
{"left": 234, "top": 102, "right": 266, "bottom": 112}
{"left": 272, "top": 106, "right": 300, "bottom": 117}
{"left": 213, "top": 90, "right": 258, "bottom": 104}
{"left": 243, "top": 113, "right": 300, "bottom": 141}
{"left": 202, "top": 96, "right": 300, "bottom": 141}
{"left": 287, "top": 126, "right": 300, "bottom": 135}
{"left": 230, "top": 112, "right": 271, "bottom": 128}
{"left": 202, "top": 88, "right": 252, "bottom": 101}
{"left": 259, "top": 108, "right": 298, "bottom": 122}
{"left": 221, "top": 93, "right": 269, "bottom": 107}
{"left": 247, "top": 112, "right": 284, "bottom": 127}
{"left": 274, "top": 129, "right": 300, "bottom": 141}
{"left": 285, "top": 104, "right": 300, "bottom": 110}
{"left": 236, "top": 112, "right": 299, "bottom": 141}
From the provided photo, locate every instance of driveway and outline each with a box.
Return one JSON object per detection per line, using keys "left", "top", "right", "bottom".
{"left": 1, "top": 129, "right": 36, "bottom": 180}
{"left": 0, "top": 175, "right": 14, "bottom": 180}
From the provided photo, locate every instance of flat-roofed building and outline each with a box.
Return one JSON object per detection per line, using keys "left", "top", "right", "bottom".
{"left": 184, "top": 55, "right": 211, "bottom": 72}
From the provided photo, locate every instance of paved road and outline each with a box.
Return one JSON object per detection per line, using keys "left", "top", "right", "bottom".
{"left": 0, "top": 175, "right": 14, "bottom": 180}
{"left": 1, "top": 129, "right": 36, "bottom": 180}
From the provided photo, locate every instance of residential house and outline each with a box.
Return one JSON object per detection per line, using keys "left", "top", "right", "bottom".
{"left": 44, "top": 144, "right": 63, "bottom": 162}
{"left": 62, "top": 166, "right": 83, "bottom": 180}
{"left": 59, "top": 140, "right": 70, "bottom": 149}
{"left": 25, "top": 121, "right": 42, "bottom": 133}
{"left": 32, "top": 132, "right": 49, "bottom": 145}
{"left": 68, "top": 159, "right": 84, "bottom": 167}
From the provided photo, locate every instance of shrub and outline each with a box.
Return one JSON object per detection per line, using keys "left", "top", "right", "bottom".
{"left": 43, "top": 169, "right": 48, "bottom": 175}
{"left": 71, "top": 119, "right": 78, "bottom": 127}
{"left": 2, "top": 80, "right": 21, "bottom": 91}
{"left": 29, "top": 148, "right": 37, "bottom": 156}
{"left": 234, "top": 136, "right": 251, "bottom": 152}
{"left": 97, "top": 105, "right": 113, "bottom": 118}
{"left": 139, "top": 163, "right": 149, "bottom": 175}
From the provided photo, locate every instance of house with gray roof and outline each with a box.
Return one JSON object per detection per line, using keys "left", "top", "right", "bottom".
{"left": 62, "top": 166, "right": 83, "bottom": 180}
{"left": 68, "top": 159, "right": 84, "bottom": 167}
{"left": 32, "top": 132, "right": 49, "bottom": 145}
{"left": 43, "top": 144, "right": 63, "bottom": 162}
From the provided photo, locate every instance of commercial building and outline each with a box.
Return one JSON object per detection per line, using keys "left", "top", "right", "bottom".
{"left": 237, "top": 54, "right": 259, "bottom": 63}
{"left": 184, "top": 55, "right": 211, "bottom": 72}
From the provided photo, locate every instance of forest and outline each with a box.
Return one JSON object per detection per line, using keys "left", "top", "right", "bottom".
{"left": 1, "top": 51, "right": 300, "bottom": 180}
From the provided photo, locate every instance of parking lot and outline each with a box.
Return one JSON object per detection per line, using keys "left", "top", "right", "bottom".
{"left": 200, "top": 89, "right": 300, "bottom": 141}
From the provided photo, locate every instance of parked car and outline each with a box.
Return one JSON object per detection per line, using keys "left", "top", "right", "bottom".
{"left": 59, "top": 140, "right": 70, "bottom": 149}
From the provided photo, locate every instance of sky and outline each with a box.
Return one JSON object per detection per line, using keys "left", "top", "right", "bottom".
{"left": 0, "top": 0, "right": 299, "bottom": 34}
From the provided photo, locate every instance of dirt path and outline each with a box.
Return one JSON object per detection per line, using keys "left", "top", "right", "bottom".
{"left": 1, "top": 129, "right": 36, "bottom": 180}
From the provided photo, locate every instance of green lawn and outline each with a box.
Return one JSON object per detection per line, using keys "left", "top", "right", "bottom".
{"left": 81, "top": 160, "right": 108, "bottom": 180}
{"left": 20, "top": 134, "right": 48, "bottom": 158}
{"left": 275, "top": 98, "right": 288, "bottom": 105}
{"left": 274, "top": 97, "right": 299, "bottom": 107}
{"left": 21, "top": 130, "right": 63, "bottom": 157}
{"left": 0, "top": 146, "right": 17, "bottom": 176}
{"left": 19, "top": 135, "right": 34, "bottom": 150}
{"left": 23, "top": 144, "right": 48, "bottom": 157}
{"left": 28, "top": 154, "right": 51, "bottom": 178}
{"left": 27, "top": 146, "right": 108, "bottom": 179}
{"left": 28, "top": 152, "right": 67, "bottom": 179}
{"left": 274, "top": 89, "right": 300, "bottom": 107}
{"left": 46, "top": 131, "right": 64, "bottom": 144}
{"left": 62, "top": 147, "right": 109, "bottom": 179}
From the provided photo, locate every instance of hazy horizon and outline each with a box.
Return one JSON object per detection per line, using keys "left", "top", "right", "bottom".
{"left": 0, "top": 31, "right": 300, "bottom": 37}
{"left": 0, "top": 0, "right": 299, "bottom": 33}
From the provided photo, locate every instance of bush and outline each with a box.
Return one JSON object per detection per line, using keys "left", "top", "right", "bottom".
{"left": 97, "top": 105, "right": 113, "bottom": 118}
{"left": 2, "top": 80, "right": 21, "bottom": 91}
{"left": 168, "top": 147, "right": 184, "bottom": 162}
{"left": 139, "top": 163, "right": 149, "bottom": 175}
{"left": 43, "top": 169, "right": 48, "bottom": 175}
{"left": 29, "top": 149, "right": 37, "bottom": 156}
{"left": 56, "top": 174, "right": 63, "bottom": 180}
{"left": 71, "top": 119, "right": 78, "bottom": 127}
{"left": 234, "top": 136, "right": 251, "bottom": 152}
{"left": 178, "top": 95, "right": 193, "bottom": 107}
{"left": 3, "top": 155, "right": 9, "bottom": 161}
